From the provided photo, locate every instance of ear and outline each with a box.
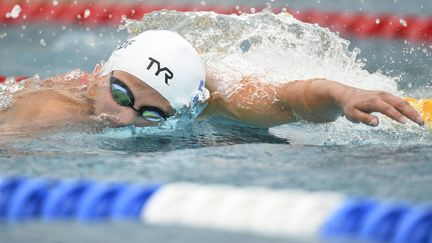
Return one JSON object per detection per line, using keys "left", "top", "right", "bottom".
{"left": 86, "top": 82, "right": 97, "bottom": 98}
{"left": 86, "top": 74, "right": 109, "bottom": 98}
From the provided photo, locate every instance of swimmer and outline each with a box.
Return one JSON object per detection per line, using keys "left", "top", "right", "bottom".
{"left": 0, "top": 30, "right": 424, "bottom": 133}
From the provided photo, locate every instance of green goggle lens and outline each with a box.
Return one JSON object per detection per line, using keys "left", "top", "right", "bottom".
{"left": 141, "top": 110, "right": 164, "bottom": 122}
{"left": 110, "top": 77, "right": 168, "bottom": 123}
{"left": 111, "top": 84, "right": 133, "bottom": 106}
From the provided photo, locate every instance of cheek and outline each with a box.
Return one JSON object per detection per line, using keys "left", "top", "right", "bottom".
{"left": 133, "top": 118, "right": 158, "bottom": 127}
{"left": 104, "top": 108, "right": 140, "bottom": 127}
{"left": 95, "top": 99, "right": 137, "bottom": 126}
{"left": 92, "top": 89, "right": 140, "bottom": 127}
{"left": 116, "top": 110, "right": 137, "bottom": 126}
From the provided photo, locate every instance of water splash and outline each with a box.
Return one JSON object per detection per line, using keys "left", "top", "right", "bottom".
{"left": 116, "top": 9, "right": 428, "bottom": 145}
{"left": 0, "top": 76, "right": 40, "bottom": 110}
{"left": 121, "top": 10, "right": 398, "bottom": 94}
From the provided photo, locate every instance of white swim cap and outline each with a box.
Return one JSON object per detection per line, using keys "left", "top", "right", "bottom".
{"left": 101, "top": 30, "right": 209, "bottom": 114}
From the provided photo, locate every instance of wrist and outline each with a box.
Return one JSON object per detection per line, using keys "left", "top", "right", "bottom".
{"left": 312, "top": 79, "right": 346, "bottom": 120}
{"left": 325, "top": 80, "right": 353, "bottom": 108}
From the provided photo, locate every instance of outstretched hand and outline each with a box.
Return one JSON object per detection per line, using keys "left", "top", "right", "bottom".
{"left": 338, "top": 88, "right": 424, "bottom": 127}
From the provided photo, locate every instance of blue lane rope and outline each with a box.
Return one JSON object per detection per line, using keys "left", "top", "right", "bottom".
{"left": 1, "top": 176, "right": 431, "bottom": 243}
{"left": 42, "top": 180, "right": 94, "bottom": 220}
{"left": 359, "top": 202, "right": 410, "bottom": 242}
{"left": 0, "top": 176, "right": 160, "bottom": 222}
{"left": 110, "top": 184, "right": 161, "bottom": 220}
{"left": 321, "top": 198, "right": 378, "bottom": 236}
{"left": 321, "top": 198, "right": 432, "bottom": 243}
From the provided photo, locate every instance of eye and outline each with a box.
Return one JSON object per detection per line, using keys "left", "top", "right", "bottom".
{"left": 111, "top": 84, "right": 132, "bottom": 106}
{"left": 141, "top": 110, "right": 164, "bottom": 122}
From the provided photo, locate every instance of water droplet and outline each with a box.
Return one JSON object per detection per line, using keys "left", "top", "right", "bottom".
{"left": 399, "top": 18, "right": 408, "bottom": 27}
{"left": 84, "top": 9, "right": 91, "bottom": 18}
{"left": 40, "top": 38, "right": 46, "bottom": 47}
{"left": 265, "top": 2, "right": 272, "bottom": 11}
{"left": 375, "top": 18, "right": 381, "bottom": 24}
{"left": 250, "top": 8, "right": 256, "bottom": 14}
{"left": 200, "top": 1, "right": 206, "bottom": 6}
{"left": 5, "top": 4, "right": 22, "bottom": 19}
{"left": 52, "top": 0, "right": 58, "bottom": 6}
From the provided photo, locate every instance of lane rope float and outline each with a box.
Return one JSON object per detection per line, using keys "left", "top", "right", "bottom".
{"left": 0, "top": 1, "right": 431, "bottom": 42}
{"left": 0, "top": 176, "right": 431, "bottom": 243}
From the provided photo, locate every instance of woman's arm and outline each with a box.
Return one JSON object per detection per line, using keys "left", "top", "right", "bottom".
{"left": 203, "top": 77, "right": 424, "bottom": 128}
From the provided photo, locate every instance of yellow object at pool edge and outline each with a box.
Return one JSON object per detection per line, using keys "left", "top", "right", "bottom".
{"left": 404, "top": 97, "right": 432, "bottom": 126}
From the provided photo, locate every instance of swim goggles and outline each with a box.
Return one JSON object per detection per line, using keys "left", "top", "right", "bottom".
{"left": 110, "top": 75, "right": 169, "bottom": 123}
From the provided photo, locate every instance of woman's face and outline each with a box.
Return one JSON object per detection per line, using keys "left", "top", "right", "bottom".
{"left": 92, "top": 70, "right": 175, "bottom": 127}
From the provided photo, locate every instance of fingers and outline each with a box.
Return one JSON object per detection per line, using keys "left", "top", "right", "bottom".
{"left": 354, "top": 91, "right": 424, "bottom": 126}
{"left": 369, "top": 100, "right": 408, "bottom": 124}
{"left": 346, "top": 109, "right": 379, "bottom": 126}
{"left": 383, "top": 95, "right": 424, "bottom": 126}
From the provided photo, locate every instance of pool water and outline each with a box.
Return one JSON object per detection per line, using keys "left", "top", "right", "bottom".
{"left": 0, "top": 3, "right": 432, "bottom": 243}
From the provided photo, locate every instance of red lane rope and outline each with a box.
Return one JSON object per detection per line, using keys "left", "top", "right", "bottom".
{"left": 1, "top": 1, "right": 432, "bottom": 42}
{"left": 0, "top": 75, "right": 28, "bottom": 83}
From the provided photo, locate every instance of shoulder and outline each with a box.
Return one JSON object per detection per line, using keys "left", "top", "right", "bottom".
{"left": 7, "top": 88, "right": 92, "bottom": 128}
